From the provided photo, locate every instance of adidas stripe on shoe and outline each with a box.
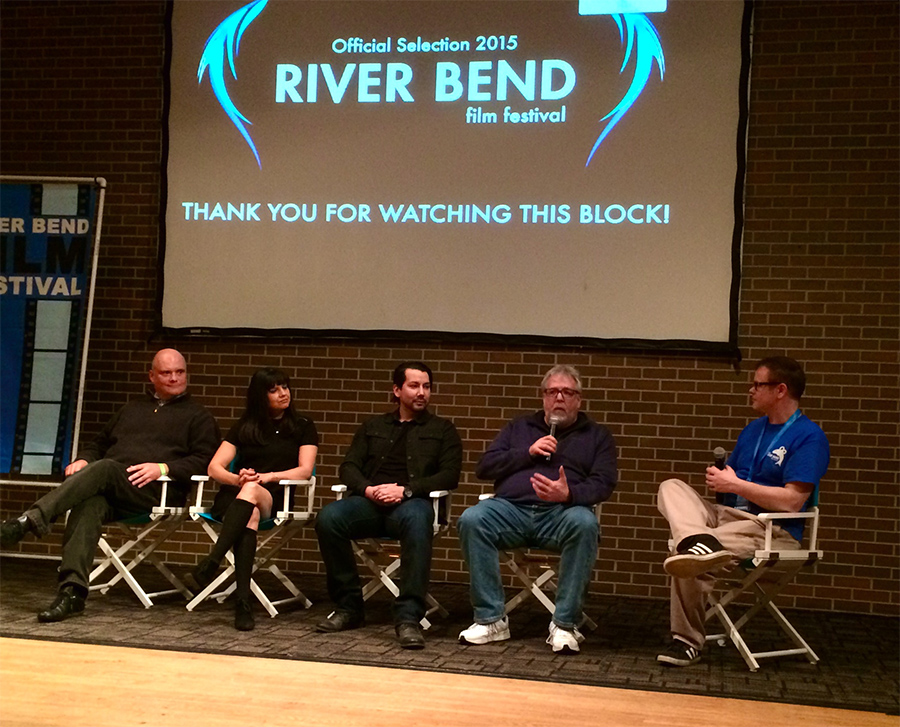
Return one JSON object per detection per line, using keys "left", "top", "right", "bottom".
{"left": 657, "top": 639, "right": 701, "bottom": 667}
{"left": 664, "top": 534, "right": 733, "bottom": 578}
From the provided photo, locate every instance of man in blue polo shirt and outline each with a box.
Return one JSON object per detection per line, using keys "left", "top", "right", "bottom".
{"left": 656, "top": 356, "right": 829, "bottom": 667}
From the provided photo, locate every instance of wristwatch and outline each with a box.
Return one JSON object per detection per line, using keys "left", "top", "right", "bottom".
{"left": 403, "top": 486, "right": 414, "bottom": 500}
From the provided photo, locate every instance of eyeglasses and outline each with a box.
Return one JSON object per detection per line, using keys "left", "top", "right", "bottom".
{"left": 750, "top": 381, "right": 781, "bottom": 391}
{"left": 542, "top": 387, "right": 581, "bottom": 399}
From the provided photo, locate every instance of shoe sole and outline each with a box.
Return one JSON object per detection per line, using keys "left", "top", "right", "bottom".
{"left": 458, "top": 630, "right": 510, "bottom": 645}
{"left": 664, "top": 550, "right": 733, "bottom": 578}
{"left": 657, "top": 653, "right": 701, "bottom": 667}
{"left": 550, "top": 643, "right": 580, "bottom": 654}
{"left": 399, "top": 639, "right": 425, "bottom": 650}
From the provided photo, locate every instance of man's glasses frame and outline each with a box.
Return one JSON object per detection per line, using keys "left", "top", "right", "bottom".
{"left": 750, "top": 381, "right": 782, "bottom": 391}
{"left": 542, "top": 387, "right": 581, "bottom": 399}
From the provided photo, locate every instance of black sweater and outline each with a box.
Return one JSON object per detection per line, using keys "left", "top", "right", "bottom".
{"left": 77, "top": 392, "right": 220, "bottom": 484}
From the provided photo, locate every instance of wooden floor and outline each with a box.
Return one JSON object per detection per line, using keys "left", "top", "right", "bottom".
{"left": 0, "top": 637, "right": 893, "bottom": 727}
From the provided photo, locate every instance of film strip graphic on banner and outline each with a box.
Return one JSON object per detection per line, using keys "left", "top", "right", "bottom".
{"left": 1, "top": 177, "right": 105, "bottom": 479}
{"left": 12, "top": 299, "right": 83, "bottom": 474}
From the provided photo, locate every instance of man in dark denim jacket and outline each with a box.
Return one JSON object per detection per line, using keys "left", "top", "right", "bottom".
{"left": 315, "top": 361, "right": 462, "bottom": 649}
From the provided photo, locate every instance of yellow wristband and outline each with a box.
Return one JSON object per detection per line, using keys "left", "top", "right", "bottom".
{"left": 159, "top": 463, "right": 168, "bottom": 476}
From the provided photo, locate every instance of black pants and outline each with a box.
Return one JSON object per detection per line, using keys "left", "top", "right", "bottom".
{"left": 28, "top": 459, "right": 163, "bottom": 591}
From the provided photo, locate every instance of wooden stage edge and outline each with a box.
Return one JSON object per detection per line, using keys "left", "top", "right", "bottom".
{"left": 0, "top": 637, "right": 893, "bottom": 727}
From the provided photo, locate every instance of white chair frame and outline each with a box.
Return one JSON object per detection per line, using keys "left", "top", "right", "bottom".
{"left": 704, "top": 506, "right": 823, "bottom": 672}
{"left": 89, "top": 476, "right": 194, "bottom": 608}
{"left": 331, "top": 484, "right": 451, "bottom": 630}
{"left": 185, "top": 475, "right": 316, "bottom": 618}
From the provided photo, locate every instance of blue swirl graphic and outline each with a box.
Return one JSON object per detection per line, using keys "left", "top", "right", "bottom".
{"left": 586, "top": 13, "right": 665, "bottom": 166}
{"left": 198, "top": 0, "right": 269, "bottom": 168}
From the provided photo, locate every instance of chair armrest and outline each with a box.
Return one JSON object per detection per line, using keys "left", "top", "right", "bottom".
{"left": 151, "top": 475, "right": 174, "bottom": 513}
{"left": 152, "top": 475, "right": 201, "bottom": 516}
{"left": 755, "top": 507, "right": 820, "bottom": 555}
{"left": 189, "top": 475, "right": 211, "bottom": 517}
{"left": 276, "top": 477, "right": 316, "bottom": 516}
{"left": 756, "top": 510, "right": 817, "bottom": 521}
{"left": 429, "top": 490, "right": 452, "bottom": 530}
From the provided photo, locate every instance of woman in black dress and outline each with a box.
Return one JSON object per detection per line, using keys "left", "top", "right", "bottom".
{"left": 189, "top": 368, "right": 317, "bottom": 630}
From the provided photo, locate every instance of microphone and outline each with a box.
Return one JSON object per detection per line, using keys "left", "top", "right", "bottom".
{"left": 713, "top": 446, "right": 727, "bottom": 504}
{"left": 713, "top": 446, "right": 727, "bottom": 470}
{"left": 547, "top": 415, "right": 561, "bottom": 461}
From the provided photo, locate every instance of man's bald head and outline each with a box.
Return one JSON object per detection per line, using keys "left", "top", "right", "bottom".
{"left": 149, "top": 349, "right": 187, "bottom": 400}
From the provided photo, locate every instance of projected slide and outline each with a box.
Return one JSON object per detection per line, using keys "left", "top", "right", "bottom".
{"left": 164, "top": 0, "right": 747, "bottom": 349}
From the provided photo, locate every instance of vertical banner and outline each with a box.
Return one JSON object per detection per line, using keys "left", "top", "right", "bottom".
{"left": 0, "top": 177, "right": 104, "bottom": 478}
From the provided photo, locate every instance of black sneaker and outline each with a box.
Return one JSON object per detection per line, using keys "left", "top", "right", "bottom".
{"left": 664, "top": 534, "right": 733, "bottom": 578}
{"left": 657, "top": 639, "right": 701, "bottom": 667}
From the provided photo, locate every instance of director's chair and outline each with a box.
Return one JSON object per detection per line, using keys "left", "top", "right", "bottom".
{"left": 477, "top": 493, "right": 601, "bottom": 631}
{"left": 89, "top": 476, "right": 195, "bottom": 608}
{"left": 185, "top": 474, "right": 316, "bottom": 617}
{"left": 331, "top": 484, "right": 451, "bottom": 630}
{"left": 704, "top": 502, "right": 823, "bottom": 672}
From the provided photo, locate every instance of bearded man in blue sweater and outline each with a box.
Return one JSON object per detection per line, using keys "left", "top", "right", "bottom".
{"left": 458, "top": 364, "right": 618, "bottom": 654}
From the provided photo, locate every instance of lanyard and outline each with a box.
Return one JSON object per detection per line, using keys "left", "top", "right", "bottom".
{"left": 747, "top": 409, "right": 802, "bottom": 480}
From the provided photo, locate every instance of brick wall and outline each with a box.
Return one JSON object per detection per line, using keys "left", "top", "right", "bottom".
{"left": 1, "top": 0, "right": 897, "bottom": 616}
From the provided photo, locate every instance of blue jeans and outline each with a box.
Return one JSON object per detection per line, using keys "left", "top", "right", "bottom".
{"left": 315, "top": 495, "right": 434, "bottom": 624}
{"left": 457, "top": 498, "right": 599, "bottom": 629}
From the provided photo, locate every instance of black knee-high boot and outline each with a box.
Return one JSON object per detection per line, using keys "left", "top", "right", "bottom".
{"left": 210, "top": 499, "right": 255, "bottom": 564}
{"left": 233, "top": 528, "right": 257, "bottom": 631}
{"left": 233, "top": 527, "right": 257, "bottom": 602}
{"left": 190, "top": 499, "right": 256, "bottom": 590}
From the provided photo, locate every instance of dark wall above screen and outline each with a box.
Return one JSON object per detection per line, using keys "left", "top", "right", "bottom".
{"left": 163, "top": 0, "right": 748, "bottom": 352}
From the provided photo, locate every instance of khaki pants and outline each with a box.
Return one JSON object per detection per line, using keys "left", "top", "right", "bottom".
{"left": 656, "top": 478, "right": 799, "bottom": 649}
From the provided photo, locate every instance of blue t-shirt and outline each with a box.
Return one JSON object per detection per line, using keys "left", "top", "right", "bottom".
{"left": 725, "top": 413, "right": 829, "bottom": 541}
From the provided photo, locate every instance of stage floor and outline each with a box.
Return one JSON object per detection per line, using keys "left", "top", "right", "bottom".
{"left": 1, "top": 556, "right": 896, "bottom": 717}
{"left": 2, "top": 637, "right": 897, "bottom": 727}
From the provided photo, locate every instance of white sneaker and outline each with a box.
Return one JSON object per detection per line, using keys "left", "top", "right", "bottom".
{"left": 458, "top": 616, "right": 510, "bottom": 645}
{"left": 546, "top": 622, "right": 585, "bottom": 654}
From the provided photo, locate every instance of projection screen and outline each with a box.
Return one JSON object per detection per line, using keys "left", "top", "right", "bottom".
{"left": 163, "top": 0, "right": 748, "bottom": 352}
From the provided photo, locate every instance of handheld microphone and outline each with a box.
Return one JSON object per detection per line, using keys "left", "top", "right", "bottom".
{"left": 713, "top": 446, "right": 727, "bottom": 470}
{"left": 713, "top": 446, "right": 727, "bottom": 504}
{"left": 547, "top": 415, "right": 561, "bottom": 461}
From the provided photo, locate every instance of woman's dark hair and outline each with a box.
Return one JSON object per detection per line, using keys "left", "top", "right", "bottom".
{"left": 233, "top": 367, "right": 298, "bottom": 446}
